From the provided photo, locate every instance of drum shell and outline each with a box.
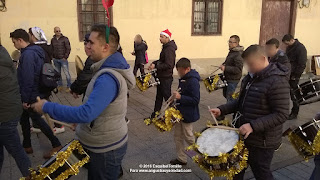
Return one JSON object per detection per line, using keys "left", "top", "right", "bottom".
{"left": 293, "top": 120, "right": 320, "bottom": 145}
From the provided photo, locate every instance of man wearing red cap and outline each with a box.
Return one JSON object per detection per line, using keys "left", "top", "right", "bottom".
{"left": 148, "top": 29, "right": 177, "bottom": 119}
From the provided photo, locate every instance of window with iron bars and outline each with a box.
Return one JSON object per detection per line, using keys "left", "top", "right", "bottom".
{"left": 192, "top": 0, "right": 223, "bottom": 35}
{"left": 77, "top": 0, "right": 112, "bottom": 41}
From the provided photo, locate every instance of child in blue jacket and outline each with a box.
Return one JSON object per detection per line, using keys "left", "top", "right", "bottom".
{"left": 170, "top": 58, "right": 200, "bottom": 165}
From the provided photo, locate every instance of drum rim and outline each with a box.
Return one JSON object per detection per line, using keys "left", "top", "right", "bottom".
{"left": 195, "top": 127, "right": 240, "bottom": 157}
{"left": 293, "top": 78, "right": 320, "bottom": 93}
{"left": 292, "top": 119, "right": 320, "bottom": 134}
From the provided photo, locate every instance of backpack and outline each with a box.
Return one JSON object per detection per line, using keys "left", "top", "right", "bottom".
{"left": 39, "top": 63, "right": 61, "bottom": 92}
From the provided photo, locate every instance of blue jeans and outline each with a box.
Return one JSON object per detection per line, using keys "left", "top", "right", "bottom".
{"left": 87, "top": 142, "right": 127, "bottom": 180}
{"left": 310, "top": 155, "right": 320, "bottom": 180}
{"left": 0, "top": 117, "right": 31, "bottom": 177}
{"left": 53, "top": 59, "right": 71, "bottom": 87}
{"left": 223, "top": 81, "right": 238, "bottom": 102}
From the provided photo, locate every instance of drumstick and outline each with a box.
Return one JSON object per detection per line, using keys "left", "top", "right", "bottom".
{"left": 208, "top": 67, "right": 221, "bottom": 76}
{"left": 207, "top": 124, "right": 239, "bottom": 131}
{"left": 47, "top": 118, "right": 74, "bottom": 129}
{"left": 208, "top": 106, "right": 219, "bottom": 126}
{"left": 155, "top": 88, "right": 182, "bottom": 120}
{"left": 36, "top": 97, "right": 74, "bottom": 129}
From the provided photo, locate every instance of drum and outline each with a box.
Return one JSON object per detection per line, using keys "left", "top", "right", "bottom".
{"left": 203, "top": 73, "right": 228, "bottom": 93}
{"left": 293, "top": 78, "right": 320, "bottom": 105}
{"left": 136, "top": 70, "right": 160, "bottom": 92}
{"left": 28, "top": 140, "right": 90, "bottom": 180}
{"left": 187, "top": 128, "right": 248, "bottom": 180}
{"left": 288, "top": 119, "right": 320, "bottom": 160}
{"left": 144, "top": 107, "right": 183, "bottom": 132}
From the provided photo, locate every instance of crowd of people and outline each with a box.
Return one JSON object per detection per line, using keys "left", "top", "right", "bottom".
{"left": 0, "top": 23, "right": 319, "bottom": 180}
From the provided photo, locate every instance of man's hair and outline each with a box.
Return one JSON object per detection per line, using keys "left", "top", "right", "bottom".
{"left": 242, "top": 45, "right": 266, "bottom": 59}
{"left": 10, "top": 29, "right": 30, "bottom": 42}
{"left": 91, "top": 24, "right": 120, "bottom": 52}
{"left": 282, "top": 34, "right": 294, "bottom": 42}
{"left": 230, "top": 35, "right": 240, "bottom": 43}
{"left": 176, "top": 58, "right": 191, "bottom": 68}
{"left": 266, "top": 38, "right": 280, "bottom": 48}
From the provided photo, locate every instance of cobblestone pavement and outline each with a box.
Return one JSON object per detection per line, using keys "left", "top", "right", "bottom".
{"left": 1, "top": 64, "right": 319, "bottom": 180}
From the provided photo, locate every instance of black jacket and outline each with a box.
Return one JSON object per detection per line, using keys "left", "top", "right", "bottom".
{"left": 51, "top": 34, "right": 71, "bottom": 59}
{"left": 176, "top": 69, "right": 200, "bottom": 123}
{"left": 269, "top": 50, "right": 291, "bottom": 80}
{"left": 134, "top": 42, "right": 148, "bottom": 65}
{"left": 36, "top": 43, "right": 53, "bottom": 63}
{"left": 223, "top": 46, "right": 244, "bottom": 81}
{"left": 153, "top": 40, "right": 177, "bottom": 78}
{"left": 286, "top": 39, "right": 307, "bottom": 79}
{"left": 218, "top": 63, "right": 290, "bottom": 149}
{"left": 0, "top": 45, "right": 23, "bottom": 122}
{"left": 70, "top": 57, "right": 94, "bottom": 95}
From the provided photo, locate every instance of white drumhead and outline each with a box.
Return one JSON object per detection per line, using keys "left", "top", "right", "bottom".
{"left": 196, "top": 128, "right": 239, "bottom": 157}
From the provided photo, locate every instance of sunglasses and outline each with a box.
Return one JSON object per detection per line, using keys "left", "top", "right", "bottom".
{"left": 55, "top": 30, "right": 61, "bottom": 33}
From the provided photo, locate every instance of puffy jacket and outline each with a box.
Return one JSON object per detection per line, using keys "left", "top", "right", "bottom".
{"left": 286, "top": 39, "right": 307, "bottom": 79}
{"left": 17, "top": 44, "right": 45, "bottom": 104}
{"left": 70, "top": 56, "right": 94, "bottom": 95}
{"left": 0, "top": 45, "right": 23, "bottom": 122}
{"left": 134, "top": 42, "right": 148, "bottom": 65}
{"left": 152, "top": 40, "right": 177, "bottom": 78}
{"left": 223, "top": 46, "right": 244, "bottom": 82}
{"left": 218, "top": 63, "right": 290, "bottom": 149}
{"left": 269, "top": 50, "right": 291, "bottom": 80}
{"left": 51, "top": 35, "right": 71, "bottom": 59}
{"left": 176, "top": 69, "right": 201, "bottom": 123}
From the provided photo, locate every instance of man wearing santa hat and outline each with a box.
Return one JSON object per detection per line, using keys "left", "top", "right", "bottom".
{"left": 148, "top": 29, "right": 177, "bottom": 119}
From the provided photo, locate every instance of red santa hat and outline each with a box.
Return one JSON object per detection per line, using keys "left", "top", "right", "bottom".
{"left": 160, "top": 29, "right": 172, "bottom": 39}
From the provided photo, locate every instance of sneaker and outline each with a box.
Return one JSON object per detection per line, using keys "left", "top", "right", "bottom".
{"left": 24, "top": 147, "right": 33, "bottom": 154}
{"left": 170, "top": 158, "right": 187, "bottom": 165}
{"left": 288, "top": 113, "right": 298, "bottom": 120}
{"left": 30, "top": 127, "right": 41, "bottom": 133}
{"left": 53, "top": 126, "right": 65, "bottom": 134}
{"left": 43, "top": 146, "right": 62, "bottom": 159}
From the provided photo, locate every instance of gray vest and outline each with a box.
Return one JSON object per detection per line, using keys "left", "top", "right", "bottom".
{"left": 76, "top": 68, "right": 128, "bottom": 153}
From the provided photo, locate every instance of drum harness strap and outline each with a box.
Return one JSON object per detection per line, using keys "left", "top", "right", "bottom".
{"left": 232, "top": 77, "right": 256, "bottom": 129}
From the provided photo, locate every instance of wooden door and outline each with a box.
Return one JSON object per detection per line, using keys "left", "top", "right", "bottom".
{"left": 259, "top": 0, "right": 297, "bottom": 50}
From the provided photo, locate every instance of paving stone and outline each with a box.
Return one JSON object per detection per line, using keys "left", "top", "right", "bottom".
{"left": 1, "top": 71, "right": 319, "bottom": 180}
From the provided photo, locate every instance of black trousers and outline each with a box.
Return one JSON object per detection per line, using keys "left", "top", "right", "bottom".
{"left": 20, "top": 109, "right": 61, "bottom": 148}
{"left": 233, "top": 146, "right": 275, "bottom": 180}
{"left": 154, "top": 77, "right": 173, "bottom": 113}
{"left": 289, "top": 79, "right": 300, "bottom": 115}
{"left": 133, "top": 63, "right": 145, "bottom": 76}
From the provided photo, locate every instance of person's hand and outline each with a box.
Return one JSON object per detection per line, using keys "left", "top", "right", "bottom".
{"left": 31, "top": 97, "right": 47, "bottom": 114}
{"left": 173, "top": 91, "right": 181, "bottom": 100}
{"left": 63, "top": 58, "right": 67, "bottom": 61}
{"left": 315, "top": 112, "right": 320, "bottom": 120}
{"left": 239, "top": 123, "right": 253, "bottom": 139}
{"left": 148, "top": 63, "right": 155, "bottom": 70}
{"left": 219, "top": 65, "right": 225, "bottom": 71}
{"left": 22, "top": 103, "right": 30, "bottom": 110}
{"left": 209, "top": 108, "right": 221, "bottom": 117}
